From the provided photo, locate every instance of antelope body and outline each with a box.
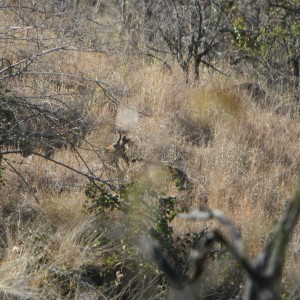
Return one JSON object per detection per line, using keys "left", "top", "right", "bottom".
{"left": 105, "top": 134, "right": 194, "bottom": 198}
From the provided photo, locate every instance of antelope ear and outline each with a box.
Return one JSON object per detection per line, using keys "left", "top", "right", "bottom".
{"left": 104, "top": 144, "right": 114, "bottom": 153}
{"left": 122, "top": 136, "right": 131, "bottom": 144}
{"left": 116, "top": 133, "right": 123, "bottom": 144}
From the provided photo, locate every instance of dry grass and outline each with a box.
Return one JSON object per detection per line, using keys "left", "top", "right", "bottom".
{"left": 0, "top": 190, "right": 109, "bottom": 299}
{"left": 2, "top": 61, "right": 300, "bottom": 296}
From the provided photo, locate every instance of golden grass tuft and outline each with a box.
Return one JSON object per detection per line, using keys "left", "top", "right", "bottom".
{"left": 0, "top": 190, "right": 107, "bottom": 299}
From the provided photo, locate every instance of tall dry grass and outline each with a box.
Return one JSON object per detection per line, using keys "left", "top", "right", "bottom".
{"left": 2, "top": 60, "right": 300, "bottom": 297}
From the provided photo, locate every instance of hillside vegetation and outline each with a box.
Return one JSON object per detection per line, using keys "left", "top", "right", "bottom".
{"left": 0, "top": 1, "right": 300, "bottom": 299}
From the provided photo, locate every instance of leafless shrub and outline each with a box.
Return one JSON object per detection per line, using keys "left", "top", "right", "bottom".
{"left": 121, "top": 0, "right": 231, "bottom": 82}
{"left": 0, "top": 92, "right": 92, "bottom": 157}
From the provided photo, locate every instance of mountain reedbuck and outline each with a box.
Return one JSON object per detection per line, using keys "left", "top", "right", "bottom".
{"left": 105, "top": 133, "right": 131, "bottom": 172}
{"left": 104, "top": 133, "right": 195, "bottom": 199}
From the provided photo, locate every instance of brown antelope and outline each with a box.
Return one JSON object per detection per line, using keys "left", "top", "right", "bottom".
{"left": 104, "top": 133, "right": 131, "bottom": 172}
{"left": 104, "top": 133, "right": 195, "bottom": 199}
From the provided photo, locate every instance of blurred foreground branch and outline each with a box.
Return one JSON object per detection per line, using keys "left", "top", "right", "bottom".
{"left": 148, "top": 185, "right": 300, "bottom": 299}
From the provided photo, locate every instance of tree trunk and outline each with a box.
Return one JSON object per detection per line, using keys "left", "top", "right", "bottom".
{"left": 194, "top": 57, "right": 200, "bottom": 82}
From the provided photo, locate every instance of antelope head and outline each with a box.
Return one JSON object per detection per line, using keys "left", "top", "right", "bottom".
{"left": 105, "top": 134, "right": 131, "bottom": 171}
